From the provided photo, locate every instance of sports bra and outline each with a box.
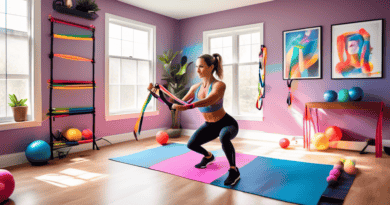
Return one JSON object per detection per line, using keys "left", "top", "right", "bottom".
{"left": 194, "top": 81, "right": 223, "bottom": 113}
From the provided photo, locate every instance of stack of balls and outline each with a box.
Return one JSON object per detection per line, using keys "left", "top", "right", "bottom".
{"left": 326, "top": 159, "right": 358, "bottom": 186}
{"left": 323, "top": 87, "right": 364, "bottom": 102}
{"left": 327, "top": 161, "right": 343, "bottom": 186}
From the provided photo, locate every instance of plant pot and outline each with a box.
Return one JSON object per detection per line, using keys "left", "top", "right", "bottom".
{"left": 166, "top": 128, "right": 182, "bottom": 138}
{"left": 171, "top": 109, "right": 181, "bottom": 129}
{"left": 11, "top": 106, "right": 28, "bottom": 122}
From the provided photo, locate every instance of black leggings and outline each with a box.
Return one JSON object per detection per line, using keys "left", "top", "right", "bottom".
{"left": 187, "top": 113, "right": 239, "bottom": 167}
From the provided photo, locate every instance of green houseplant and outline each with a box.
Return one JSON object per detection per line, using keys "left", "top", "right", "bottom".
{"left": 8, "top": 94, "right": 28, "bottom": 122}
{"left": 157, "top": 49, "right": 193, "bottom": 134}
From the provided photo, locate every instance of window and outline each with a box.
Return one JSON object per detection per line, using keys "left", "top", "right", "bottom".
{"left": 203, "top": 23, "right": 264, "bottom": 121}
{"left": 105, "top": 13, "right": 156, "bottom": 121}
{"left": 0, "top": 0, "right": 41, "bottom": 131}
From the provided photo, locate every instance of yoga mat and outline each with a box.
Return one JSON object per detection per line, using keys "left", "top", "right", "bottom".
{"left": 110, "top": 143, "right": 189, "bottom": 168}
{"left": 211, "top": 156, "right": 333, "bottom": 205}
{"left": 150, "top": 152, "right": 257, "bottom": 183}
{"left": 110, "top": 143, "right": 355, "bottom": 205}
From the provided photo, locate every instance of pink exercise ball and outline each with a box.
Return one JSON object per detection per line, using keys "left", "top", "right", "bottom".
{"left": 0, "top": 169, "right": 15, "bottom": 203}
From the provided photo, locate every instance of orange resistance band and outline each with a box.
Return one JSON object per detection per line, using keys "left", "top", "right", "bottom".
{"left": 54, "top": 54, "right": 93, "bottom": 62}
{"left": 53, "top": 34, "right": 93, "bottom": 41}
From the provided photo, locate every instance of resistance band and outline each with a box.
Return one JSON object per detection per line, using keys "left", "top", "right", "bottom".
{"left": 53, "top": 34, "right": 93, "bottom": 41}
{"left": 287, "top": 46, "right": 299, "bottom": 106}
{"left": 133, "top": 83, "right": 194, "bottom": 140}
{"left": 49, "top": 15, "right": 94, "bottom": 31}
{"left": 54, "top": 54, "right": 93, "bottom": 62}
{"left": 256, "top": 45, "right": 267, "bottom": 110}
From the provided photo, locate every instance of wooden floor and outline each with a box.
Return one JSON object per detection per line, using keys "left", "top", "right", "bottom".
{"left": 2, "top": 135, "right": 390, "bottom": 205}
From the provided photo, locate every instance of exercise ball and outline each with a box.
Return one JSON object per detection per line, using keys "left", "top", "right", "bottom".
{"left": 63, "top": 128, "right": 82, "bottom": 141}
{"left": 82, "top": 129, "right": 93, "bottom": 140}
{"left": 25, "top": 140, "right": 51, "bottom": 164}
{"left": 156, "top": 131, "right": 169, "bottom": 145}
{"left": 279, "top": 138, "right": 290, "bottom": 149}
{"left": 313, "top": 132, "right": 329, "bottom": 151}
{"left": 324, "top": 126, "right": 343, "bottom": 142}
{"left": 0, "top": 169, "right": 15, "bottom": 203}
{"left": 338, "top": 89, "right": 350, "bottom": 102}
{"left": 349, "top": 87, "right": 364, "bottom": 101}
{"left": 324, "top": 90, "right": 338, "bottom": 102}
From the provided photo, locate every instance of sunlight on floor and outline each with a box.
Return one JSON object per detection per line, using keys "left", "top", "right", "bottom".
{"left": 35, "top": 162, "right": 108, "bottom": 188}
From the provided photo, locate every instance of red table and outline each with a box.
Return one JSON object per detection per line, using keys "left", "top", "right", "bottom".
{"left": 304, "top": 102, "right": 384, "bottom": 158}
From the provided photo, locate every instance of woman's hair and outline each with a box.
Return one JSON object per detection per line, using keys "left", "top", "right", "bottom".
{"left": 199, "top": 53, "right": 223, "bottom": 80}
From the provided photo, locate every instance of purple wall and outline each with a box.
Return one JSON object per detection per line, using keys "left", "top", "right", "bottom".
{"left": 178, "top": 0, "right": 390, "bottom": 141}
{"left": 0, "top": 0, "right": 179, "bottom": 155}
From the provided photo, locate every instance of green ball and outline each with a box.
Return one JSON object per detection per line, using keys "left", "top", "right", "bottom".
{"left": 338, "top": 89, "right": 350, "bottom": 102}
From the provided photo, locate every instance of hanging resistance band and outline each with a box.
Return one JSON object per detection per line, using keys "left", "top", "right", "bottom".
{"left": 54, "top": 54, "right": 93, "bottom": 62}
{"left": 287, "top": 46, "right": 300, "bottom": 106}
{"left": 53, "top": 34, "right": 93, "bottom": 41}
{"left": 133, "top": 83, "right": 194, "bottom": 140}
{"left": 256, "top": 45, "right": 267, "bottom": 110}
{"left": 49, "top": 15, "right": 94, "bottom": 30}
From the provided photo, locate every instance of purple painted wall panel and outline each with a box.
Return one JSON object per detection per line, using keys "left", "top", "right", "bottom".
{"left": 0, "top": 0, "right": 179, "bottom": 155}
{"left": 178, "top": 0, "right": 390, "bottom": 141}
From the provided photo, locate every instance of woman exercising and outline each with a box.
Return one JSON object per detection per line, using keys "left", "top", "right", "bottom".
{"left": 172, "top": 53, "right": 240, "bottom": 186}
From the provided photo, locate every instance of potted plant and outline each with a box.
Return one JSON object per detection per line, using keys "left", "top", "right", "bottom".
{"left": 157, "top": 49, "right": 193, "bottom": 137}
{"left": 75, "top": 0, "right": 100, "bottom": 13}
{"left": 8, "top": 94, "right": 28, "bottom": 122}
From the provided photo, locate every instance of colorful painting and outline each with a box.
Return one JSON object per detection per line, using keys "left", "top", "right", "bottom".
{"left": 332, "top": 19, "right": 383, "bottom": 79}
{"left": 283, "top": 26, "right": 322, "bottom": 80}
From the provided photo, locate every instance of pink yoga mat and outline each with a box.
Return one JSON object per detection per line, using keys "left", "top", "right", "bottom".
{"left": 149, "top": 151, "right": 257, "bottom": 184}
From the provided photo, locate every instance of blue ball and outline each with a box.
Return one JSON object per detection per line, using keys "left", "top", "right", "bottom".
{"left": 324, "top": 90, "right": 338, "bottom": 102}
{"left": 349, "top": 87, "right": 364, "bottom": 101}
{"left": 25, "top": 140, "right": 51, "bottom": 164}
{"left": 338, "top": 89, "right": 350, "bottom": 102}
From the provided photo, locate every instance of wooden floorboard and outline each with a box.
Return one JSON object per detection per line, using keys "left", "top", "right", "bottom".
{"left": 2, "top": 135, "right": 390, "bottom": 205}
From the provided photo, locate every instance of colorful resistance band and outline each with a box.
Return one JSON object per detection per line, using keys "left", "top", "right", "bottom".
{"left": 48, "top": 86, "right": 95, "bottom": 90}
{"left": 256, "top": 45, "right": 267, "bottom": 110}
{"left": 133, "top": 93, "right": 153, "bottom": 141}
{"left": 133, "top": 83, "right": 194, "bottom": 140}
{"left": 49, "top": 15, "right": 93, "bottom": 31}
{"left": 53, "top": 34, "right": 93, "bottom": 41}
{"left": 54, "top": 54, "right": 93, "bottom": 62}
{"left": 287, "top": 46, "right": 299, "bottom": 106}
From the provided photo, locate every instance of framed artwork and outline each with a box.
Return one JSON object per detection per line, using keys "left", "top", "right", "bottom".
{"left": 283, "top": 26, "right": 322, "bottom": 80}
{"left": 331, "top": 19, "right": 383, "bottom": 79}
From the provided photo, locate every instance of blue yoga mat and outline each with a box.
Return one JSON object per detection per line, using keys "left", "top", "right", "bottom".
{"left": 110, "top": 143, "right": 190, "bottom": 168}
{"left": 211, "top": 156, "right": 333, "bottom": 205}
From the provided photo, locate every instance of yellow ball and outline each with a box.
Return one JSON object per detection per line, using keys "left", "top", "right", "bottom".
{"left": 313, "top": 132, "right": 329, "bottom": 150}
{"left": 63, "top": 128, "right": 82, "bottom": 141}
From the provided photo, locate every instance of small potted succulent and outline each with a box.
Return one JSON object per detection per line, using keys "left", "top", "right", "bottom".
{"left": 8, "top": 94, "right": 28, "bottom": 122}
{"left": 75, "top": 0, "right": 100, "bottom": 13}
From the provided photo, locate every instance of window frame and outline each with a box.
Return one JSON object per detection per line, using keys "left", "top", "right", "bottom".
{"left": 105, "top": 13, "right": 157, "bottom": 121}
{"left": 203, "top": 23, "right": 264, "bottom": 121}
{"left": 0, "top": 0, "right": 42, "bottom": 131}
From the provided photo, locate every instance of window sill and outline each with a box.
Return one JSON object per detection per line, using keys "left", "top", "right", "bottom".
{"left": 105, "top": 111, "right": 159, "bottom": 121}
{"left": 0, "top": 120, "right": 42, "bottom": 131}
{"left": 232, "top": 114, "right": 264, "bottom": 121}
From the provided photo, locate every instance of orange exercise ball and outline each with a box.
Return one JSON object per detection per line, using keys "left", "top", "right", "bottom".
{"left": 324, "top": 126, "right": 342, "bottom": 142}
{"left": 313, "top": 132, "right": 329, "bottom": 151}
{"left": 156, "top": 131, "right": 169, "bottom": 145}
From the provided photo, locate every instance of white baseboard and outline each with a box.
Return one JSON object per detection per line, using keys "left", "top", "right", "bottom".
{"left": 2, "top": 128, "right": 388, "bottom": 169}
{"left": 0, "top": 128, "right": 168, "bottom": 169}
{"left": 182, "top": 129, "right": 390, "bottom": 153}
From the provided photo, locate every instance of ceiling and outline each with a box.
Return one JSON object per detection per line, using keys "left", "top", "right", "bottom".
{"left": 118, "top": 0, "right": 274, "bottom": 20}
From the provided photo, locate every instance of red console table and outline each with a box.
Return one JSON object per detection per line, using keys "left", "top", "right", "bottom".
{"left": 304, "top": 102, "right": 384, "bottom": 158}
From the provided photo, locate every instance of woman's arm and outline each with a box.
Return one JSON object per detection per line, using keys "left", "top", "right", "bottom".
{"left": 192, "top": 81, "right": 226, "bottom": 108}
{"left": 181, "top": 83, "right": 200, "bottom": 102}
